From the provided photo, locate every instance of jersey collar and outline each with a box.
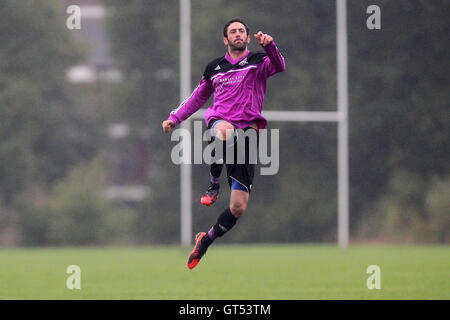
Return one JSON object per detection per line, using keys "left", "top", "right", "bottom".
{"left": 225, "top": 50, "right": 251, "bottom": 65}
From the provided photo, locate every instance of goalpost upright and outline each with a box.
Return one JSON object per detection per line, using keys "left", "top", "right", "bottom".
{"left": 179, "top": 0, "right": 193, "bottom": 248}
{"left": 336, "top": 0, "right": 349, "bottom": 249}
{"left": 179, "top": 0, "right": 349, "bottom": 248}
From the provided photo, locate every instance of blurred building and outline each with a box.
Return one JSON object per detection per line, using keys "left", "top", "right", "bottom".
{"left": 64, "top": 0, "right": 121, "bottom": 83}
{"left": 63, "top": 0, "right": 150, "bottom": 202}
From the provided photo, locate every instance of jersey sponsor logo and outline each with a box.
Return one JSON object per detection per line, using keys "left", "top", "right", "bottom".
{"left": 238, "top": 58, "right": 248, "bottom": 66}
{"left": 210, "top": 65, "right": 257, "bottom": 81}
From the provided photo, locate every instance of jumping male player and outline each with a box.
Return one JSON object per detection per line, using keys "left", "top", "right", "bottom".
{"left": 162, "top": 18, "right": 285, "bottom": 269}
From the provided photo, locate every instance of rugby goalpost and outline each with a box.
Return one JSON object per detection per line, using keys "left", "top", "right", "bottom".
{"left": 179, "top": 0, "right": 349, "bottom": 248}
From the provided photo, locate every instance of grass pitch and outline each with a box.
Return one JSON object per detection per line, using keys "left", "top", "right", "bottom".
{"left": 0, "top": 244, "right": 448, "bottom": 299}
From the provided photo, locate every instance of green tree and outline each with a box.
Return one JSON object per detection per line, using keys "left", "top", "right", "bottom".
{"left": 0, "top": 1, "right": 105, "bottom": 245}
{"left": 47, "top": 158, "right": 136, "bottom": 245}
{"left": 348, "top": 0, "right": 450, "bottom": 242}
{"left": 0, "top": 1, "right": 95, "bottom": 203}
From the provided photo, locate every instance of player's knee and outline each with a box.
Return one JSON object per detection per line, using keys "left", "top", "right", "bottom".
{"left": 215, "top": 123, "right": 235, "bottom": 141}
{"left": 230, "top": 201, "right": 247, "bottom": 218}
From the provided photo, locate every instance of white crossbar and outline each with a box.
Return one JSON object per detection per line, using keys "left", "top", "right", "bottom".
{"left": 191, "top": 109, "right": 344, "bottom": 123}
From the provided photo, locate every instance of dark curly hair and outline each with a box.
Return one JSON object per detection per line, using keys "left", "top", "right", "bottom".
{"left": 223, "top": 18, "right": 249, "bottom": 38}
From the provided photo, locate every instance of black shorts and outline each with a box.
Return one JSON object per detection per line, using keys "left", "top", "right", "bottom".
{"left": 207, "top": 119, "right": 259, "bottom": 193}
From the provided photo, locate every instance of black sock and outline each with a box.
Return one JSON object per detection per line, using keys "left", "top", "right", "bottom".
{"left": 213, "top": 207, "right": 237, "bottom": 238}
{"left": 210, "top": 137, "right": 224, "bottom": 180}
{"left": 201, "top": 208, "right": 237, "bottom": 250}
{"left": 210, "top": 163, "right": 224, "bottom": 182}
{"left": 201, "top": 232, "right": 213, "bottom": 248}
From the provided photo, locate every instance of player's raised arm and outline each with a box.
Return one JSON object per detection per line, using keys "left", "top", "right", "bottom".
{"left": 163, "top": 77, "right": 214, "bottom": 132}
{"left": 254, "top": 31, "right": 286, "bottom": 76}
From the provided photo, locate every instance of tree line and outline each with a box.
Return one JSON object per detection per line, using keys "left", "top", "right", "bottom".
{"left": 0, "top": 0, "right": 448, "bottom": 246}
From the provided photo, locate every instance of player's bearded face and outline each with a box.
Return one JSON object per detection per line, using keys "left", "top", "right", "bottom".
{"left": 225, "top": 22, "right": 249, "bottom": 52}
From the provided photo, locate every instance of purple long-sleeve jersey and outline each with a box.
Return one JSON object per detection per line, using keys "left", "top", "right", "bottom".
{"left": 168, "top": 41, "right": 285, "bottom": 129}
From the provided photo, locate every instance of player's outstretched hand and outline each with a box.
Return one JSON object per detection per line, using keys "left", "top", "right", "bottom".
{"left": 162, "top": 119, "right": 175, "bottom": 133}
{"left": 254, "top": 31, "right": 273, "bottom": 47}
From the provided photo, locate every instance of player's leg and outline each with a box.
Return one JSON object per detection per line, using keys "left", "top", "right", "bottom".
{"left": 188, "top": 127, "right": 256, "bottom": 269}
{"left": 188, "top": 190, "right": 249, "bottom": 269}
{"left": 201, "top": 119, "right": 235, "bottom": 206}
{"left": 188, "top": 168, "right": 253, "bottom": 269}
{"left": 229, "top": 188, "right": 249, "bottom": 218}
